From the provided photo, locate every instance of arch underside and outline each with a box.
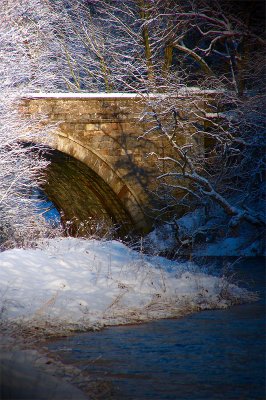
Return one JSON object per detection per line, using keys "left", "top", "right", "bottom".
{"left": 42, "top": 148, "right": 139, "bottom": 236}
{"left": 48, "top": 134, "right": 150, "bottom": 232}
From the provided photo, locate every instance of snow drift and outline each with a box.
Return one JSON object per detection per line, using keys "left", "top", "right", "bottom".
{"left": 0, "top": 238, "right": 257, "bottom": 333}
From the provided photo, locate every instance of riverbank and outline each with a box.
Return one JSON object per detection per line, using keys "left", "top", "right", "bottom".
{"left": 1, "top": 256, "right": 264, "bottom": 400}
{"left": 0, "top": 238, "right": 263, "bottom": 399}
{"left": 0, "top": 332, "right": 117, "bottom": 400}
{"left": 0, "top": 237, "right": 258, "bottom": 336}
{"left": 0, "top": 333, "right": 89, "bottom": 400}
{"left": 46, "top": 258, "right": 265, "bottom": 400}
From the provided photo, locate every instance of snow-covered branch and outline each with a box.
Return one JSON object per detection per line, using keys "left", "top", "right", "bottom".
{"left": 0, "top": 0, "right": 62, "bottom": 249}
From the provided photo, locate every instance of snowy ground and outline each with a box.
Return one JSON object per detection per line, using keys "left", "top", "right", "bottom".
{"left": 145, "top": 205, "right": 265, "bottom": 257}
{"left": 0, "top": 238, "right": 257, "bottom": 334}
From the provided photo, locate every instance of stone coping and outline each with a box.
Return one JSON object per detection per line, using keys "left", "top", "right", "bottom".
{"left": 22, "top": 88, "right": 221, "bottom": 100}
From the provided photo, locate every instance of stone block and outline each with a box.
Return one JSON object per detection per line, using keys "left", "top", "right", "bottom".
{"left": 86, "top": 123, "right": 100, "bottom": 131}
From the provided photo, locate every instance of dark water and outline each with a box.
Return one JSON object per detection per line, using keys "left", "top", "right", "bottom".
{"left": 48, "top": 258, "right": 265, "bottom": 400}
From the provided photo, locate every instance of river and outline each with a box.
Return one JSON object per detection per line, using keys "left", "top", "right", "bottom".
{"left": 48, "top": 257, "right": 265, "bottom": 400}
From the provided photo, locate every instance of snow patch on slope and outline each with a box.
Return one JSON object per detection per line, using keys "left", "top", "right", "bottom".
{"left": 0, "top": 238, "right": 257, "bottom": 332}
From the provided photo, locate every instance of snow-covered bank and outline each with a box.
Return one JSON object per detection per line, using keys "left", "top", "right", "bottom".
{"left": 145, "top": 204, "right": 265, "bottom": 257}
{"left": 0, "top": 238, "right": 257, "bottom": 334}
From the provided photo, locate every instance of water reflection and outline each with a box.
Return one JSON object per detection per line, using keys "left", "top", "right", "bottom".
{"left": 48, "top": 258, "right": 265, "bottom": 400}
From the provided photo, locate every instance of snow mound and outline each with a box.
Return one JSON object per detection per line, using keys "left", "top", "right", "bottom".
{"left": 195, "top": 236, "right": 265, "bottom": 257}
{"left": 0, "top": 238, "right": 257, "bottom": 333}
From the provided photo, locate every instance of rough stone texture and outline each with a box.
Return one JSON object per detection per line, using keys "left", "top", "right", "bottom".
{"left": 20, "top": 94, "right": 205, "bottom": 233}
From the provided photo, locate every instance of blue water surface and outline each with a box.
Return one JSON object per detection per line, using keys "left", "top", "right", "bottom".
{"left": 48, "top": 258, "right": 265, "bottom": 400}
{"left": 33, "top": 188, "right": 61, "bottom": 224}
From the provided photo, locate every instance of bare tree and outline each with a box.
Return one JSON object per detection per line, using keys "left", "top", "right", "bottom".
{"left": 53, "top": 0, "right": 180, "bottom": 92}
{"left": 0, "top": 0, "right": 62, "bottom": 248}
{"left": 140, "top": 0, "right": 266, "bottom": 231}
{"left": 52, "top": 0, "right": 265, "bottom": 236}
{"left": 53, "top": 0, "right": 265, "bottom": 92}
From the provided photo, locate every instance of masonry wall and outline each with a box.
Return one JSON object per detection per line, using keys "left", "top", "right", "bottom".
{"left": 20, "top": 93, "right": 205, "bottom": 233}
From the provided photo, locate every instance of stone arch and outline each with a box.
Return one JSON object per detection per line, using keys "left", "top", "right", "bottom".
{"left": 20, "top": 92, "right": 211, "bottom": 235}
{"left": 43, "top": 135, "right": 149, "bottom": 234}
{"left": 20, "top": 93, "right": 164, "bottom": 234}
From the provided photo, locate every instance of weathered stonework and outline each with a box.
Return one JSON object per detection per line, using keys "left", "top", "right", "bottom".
{"left": 20, "top": 93, "right": 206, "bottom": 234}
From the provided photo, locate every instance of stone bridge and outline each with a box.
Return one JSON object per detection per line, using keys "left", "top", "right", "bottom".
{"left": 20, "top": 92, "right": 206, "bottom": 234}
